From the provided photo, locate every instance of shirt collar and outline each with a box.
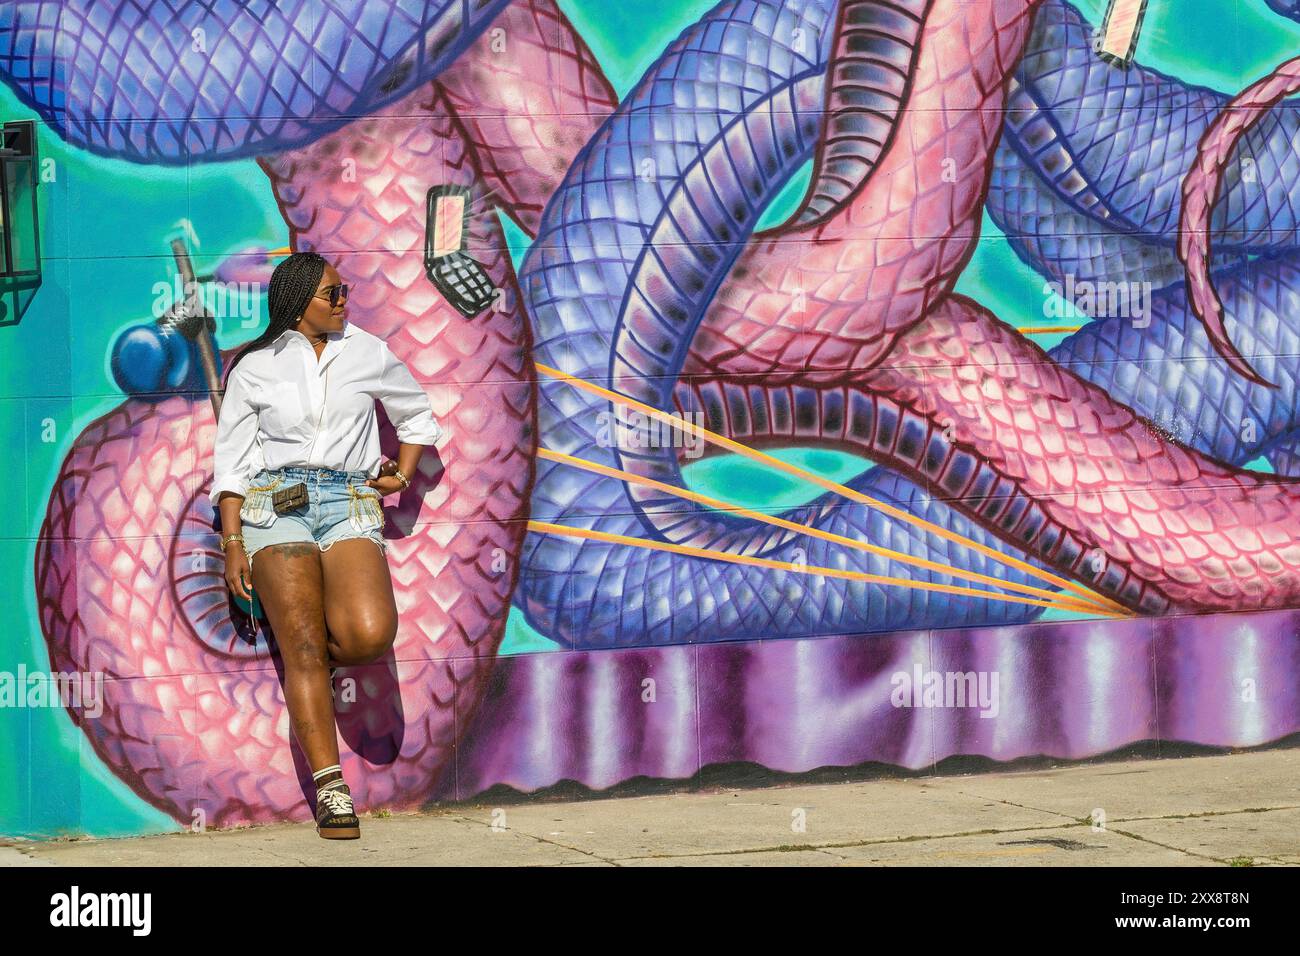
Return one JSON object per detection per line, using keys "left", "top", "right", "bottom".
{"left": 272, "top": 319, "right": 355, "bottom": 353}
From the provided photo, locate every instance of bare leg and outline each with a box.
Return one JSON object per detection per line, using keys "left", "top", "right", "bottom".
{"left": 320, "top": 537, "right": 398, "bottom": 666}
{"left": 249, "top": 542, "right": 338, "bottom": 771}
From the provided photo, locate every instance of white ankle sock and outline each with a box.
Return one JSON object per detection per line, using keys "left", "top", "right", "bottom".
{"left": 312, "top": 764, "right": 343, "bottom": 788}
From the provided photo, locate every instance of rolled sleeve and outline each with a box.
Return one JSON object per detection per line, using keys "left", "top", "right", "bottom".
{"left": 378, "top": 343, "right": 443, "bottom": 446}
{"left": 209, "top": 369, "right": 261, "bottom": 508}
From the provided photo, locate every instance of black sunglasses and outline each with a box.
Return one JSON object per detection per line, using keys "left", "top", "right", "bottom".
{"left": 314, "top": 283, "right": 349, "bottom": 308}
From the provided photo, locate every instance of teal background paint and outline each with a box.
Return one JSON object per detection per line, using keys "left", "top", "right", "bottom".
{"left": 3, "top": 0, "right": 1299, "bottom": 836}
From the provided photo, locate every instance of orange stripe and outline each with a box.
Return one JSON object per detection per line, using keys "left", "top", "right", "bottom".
{"left": 538, "top": 447, "right": 1118, "bottom": 617}
{"left": 528, "top": 521, "right": 1131, "bottom": 618}
{"left": 533, "top": 362, "right": 1128, "bottom": 614}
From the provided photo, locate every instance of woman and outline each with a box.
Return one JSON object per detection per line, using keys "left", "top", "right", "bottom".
{"left": 209, "top": 251, "right": 444, "bottom": 840}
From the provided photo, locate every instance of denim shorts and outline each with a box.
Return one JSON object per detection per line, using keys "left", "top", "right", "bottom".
{"left": 238, "top": 465, "right": 388, "bottom": 572}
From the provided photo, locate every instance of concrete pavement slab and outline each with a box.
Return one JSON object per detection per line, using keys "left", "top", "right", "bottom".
{"left": 1108, "top": 808, "right": 1300, "bottom": 865}
{"left": 818, "top": 826, "right": 1209, "bottom": 867}
{"left": 620, "top": 848, "right": 849, "bottom": 866}
{"left": 918, "top": 750, "right": 1300, "bottom": 823}
{"left": 5, "top": 749, "right": 1298, "bottom": 866}
{"left": 9, "top": 811, "right": 603, "bottom": 867}
{"left": 0, "top": 845, "right": 54, "bottom": 866}
{"left": 468, "top": 780, "right": 1065, "bottom": 858}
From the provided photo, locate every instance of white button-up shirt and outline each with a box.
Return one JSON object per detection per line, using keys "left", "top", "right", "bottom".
{"left": 209, "top": 320, "right": 442, "bottom": 507}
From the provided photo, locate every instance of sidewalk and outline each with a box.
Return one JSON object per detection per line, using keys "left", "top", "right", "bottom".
{"left": 4, "top": 749, "right": 1298, "bottom": 866}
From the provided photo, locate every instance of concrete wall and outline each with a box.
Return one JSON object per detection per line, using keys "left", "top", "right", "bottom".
{"left": 3, "top": 0, "right": 1299, "bottom": 837}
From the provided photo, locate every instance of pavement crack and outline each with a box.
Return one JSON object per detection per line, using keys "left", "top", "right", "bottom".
{"left": 948, "top": 791, "right": 1084, "bottom": 822}
{"left": 948, "top": 792, "right": 1300, "bottom": 828}
{"left": 1102, "top": 826, "right": 1226, "bottom": 865}
{"left": 1108, "top": 804, "right": 1300, "bottom": 823}
{"left": 445, "top": 814, "right": 623, "bottom": 867}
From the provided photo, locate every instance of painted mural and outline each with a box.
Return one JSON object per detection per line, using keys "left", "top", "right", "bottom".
{"left": 3, "top": 0, "right": 1300, "bottom": 836}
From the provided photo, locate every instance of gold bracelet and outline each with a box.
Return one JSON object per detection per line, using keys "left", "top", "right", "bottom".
{"left": 219, "top": 533, "right": 245, "bottom": 553}
{"left": 393, "top": 469, "right": 410, "bottom": 490}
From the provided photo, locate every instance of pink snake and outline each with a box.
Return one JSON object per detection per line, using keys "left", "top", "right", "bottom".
{"left": 34, "top": 0, "right": 616, "bottom": 827}
{"left": 31, "top": 0, "right": 1300, "bottom": 827}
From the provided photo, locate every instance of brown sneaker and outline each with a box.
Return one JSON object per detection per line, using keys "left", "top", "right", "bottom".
{"left": 315, "top": 779, "right": 361, "bottom": 840}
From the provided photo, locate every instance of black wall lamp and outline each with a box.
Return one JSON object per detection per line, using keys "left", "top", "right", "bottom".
{"left": 0, "top": 119, "right": 41, "bottom": 326}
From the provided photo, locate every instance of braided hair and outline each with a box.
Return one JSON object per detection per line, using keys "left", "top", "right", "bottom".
{"left": 221, "top": 251, "right": 328, "bottom": 385}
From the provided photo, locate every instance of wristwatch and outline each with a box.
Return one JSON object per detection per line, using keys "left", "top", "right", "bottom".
{"left": 393, "top": 469, "right": 411, "bottom": 490}
{"left": 219, "top": 533, "right": 245, "bottom": 553}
